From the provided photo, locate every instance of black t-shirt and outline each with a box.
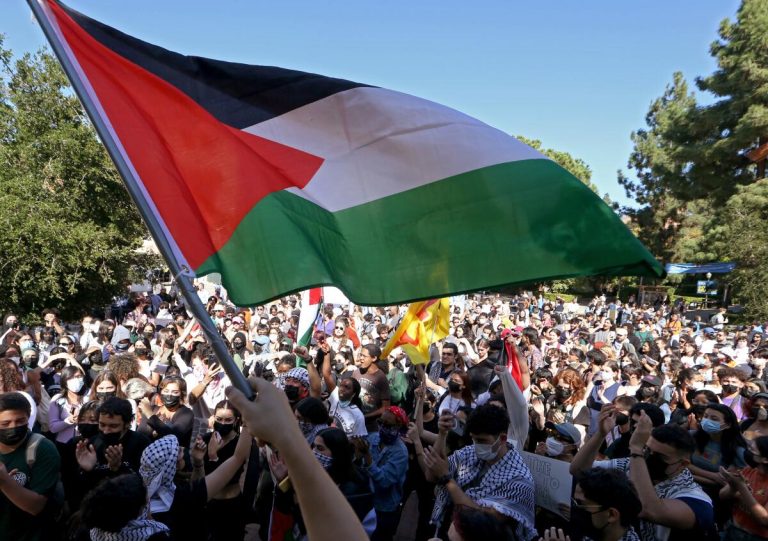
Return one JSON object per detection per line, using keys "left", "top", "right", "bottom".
{"left": 154, "top": 477, "right": 208, "bottom": 541}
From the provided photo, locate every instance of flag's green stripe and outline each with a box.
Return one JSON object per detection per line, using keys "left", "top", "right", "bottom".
{"left": 196, "top": 159, "right": 663, "bottom": 306}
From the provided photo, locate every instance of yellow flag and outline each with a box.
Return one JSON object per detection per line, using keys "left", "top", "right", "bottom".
{"left": 380, "top": 298, "right": 450, "bottom": 364}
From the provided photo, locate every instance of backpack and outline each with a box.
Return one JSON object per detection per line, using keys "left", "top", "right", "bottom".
{"left": 25, "top": 433, "right": 68, "bottom": 538}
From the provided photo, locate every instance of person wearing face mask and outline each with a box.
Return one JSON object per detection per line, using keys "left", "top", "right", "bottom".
{"left": 321, "top": 346, "right": 368, "bottom": 438}
{"left": 48, "top": 365, "right": 87, "bottom": 449}
{"left": 295, "top": 397, "right": 330, "bottom": 444}
{"left": 352, "top": 406, "right": 409, "bottom": 541}
{"left": 59, "top": 400, "right": 103, "bottom": 512}
{"left": 571, "top": 405, "right": 716, "bottom": 541}
{"left": 282, "top": 367, "right": 312, "bottom": 407}
{"left": 138, "top": 376, "right": 194, "bottom": 447}
{"left": 587, "top": 357, "right": 621, "bottom": 437}
{"left": 421, "top": 404, "right": 536, "bottom": 541}
{"left": 437, "top": 371, "right": 475, "bottom": 416}
{"left": 75, "top": 397, "right": 151, "bottom": 497}
{"left": 185, "top": 345, "right": 231, "bottom": 423}
{"left": 0, "top": 392, "right": 61, "bottom": 541}
{"left": 561, "top": 468, "right": 642, "bottom": 541}
{"left": 229, "top": 331, "right": 251, "bottom": 372}
{"left": 742, "top": 392, "right": 768, "bottom": 444}
{"left": 535, "top": 421, "right": 581, "bottom": 463}
{"left": 719, "top": 367, "right": 749, "bottom": 421}
{"left": 719, "top": 435, "right": 768, "bottom": 541}
{"left": 201, "top": 400, "right": 246, "bottom": 541}
{"left": 88, "top": 370, "right": 125, "bottom": 402}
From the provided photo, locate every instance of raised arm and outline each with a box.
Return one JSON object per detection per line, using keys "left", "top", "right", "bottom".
{"left": 569, "top": 405, "right": 614, "bottom": 476}
{"left": 227, "top": 378, "right": 368, "bottom": 541}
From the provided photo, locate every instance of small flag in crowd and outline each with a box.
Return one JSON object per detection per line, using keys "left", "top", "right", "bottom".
{"left": 34, "top": 1, "right": 664, "bottom": 307}
{"left": 381, "top": 299, "right": 450, "bottom": 365}
{"left": 297, "top": 288, "right": 323, "bottom": 347}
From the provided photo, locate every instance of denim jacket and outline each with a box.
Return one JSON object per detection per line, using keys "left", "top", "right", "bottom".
{"left": 366, "top": 432, "right": 408, "bottom": 512}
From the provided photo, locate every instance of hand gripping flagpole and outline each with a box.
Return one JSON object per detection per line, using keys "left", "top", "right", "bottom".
{"left": 27, "top": 0, "right": 254, "bottom": 399}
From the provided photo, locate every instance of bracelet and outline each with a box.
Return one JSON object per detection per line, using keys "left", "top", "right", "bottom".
{"left": 278, "top": 476, "right": 292, "bottom": 493}
{"left": 630, "top": 453, "right": 644, "bottom": 459}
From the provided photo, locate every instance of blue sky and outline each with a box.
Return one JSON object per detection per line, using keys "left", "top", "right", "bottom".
{"left": 1, "top": 0, "right": 740, "bottom": 206}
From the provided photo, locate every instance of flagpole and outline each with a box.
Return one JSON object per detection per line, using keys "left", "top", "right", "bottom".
{"left": 27, "top": 0, "right": 254, "bottom": 399}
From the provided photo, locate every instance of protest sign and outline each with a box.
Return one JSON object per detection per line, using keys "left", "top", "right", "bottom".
{"left": 520, "top": 451, "right": 572, "bottom": 518}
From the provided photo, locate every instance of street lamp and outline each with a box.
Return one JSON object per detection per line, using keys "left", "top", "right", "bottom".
{"left": 704, "top": 272, "right": 712, "bottom": 309}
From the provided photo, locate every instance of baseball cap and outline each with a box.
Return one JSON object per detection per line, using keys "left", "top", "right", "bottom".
{"left": 545, "top": 421, "right": 582, "bottom": 447}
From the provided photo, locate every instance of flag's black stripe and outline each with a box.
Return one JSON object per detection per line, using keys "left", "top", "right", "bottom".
{"left": 58, "top": 1, "right": 370, "bottom": 129}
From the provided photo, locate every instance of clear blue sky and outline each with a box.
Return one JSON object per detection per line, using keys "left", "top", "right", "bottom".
{"left": 1, "top": 0, "right": 740, "bottom": 206}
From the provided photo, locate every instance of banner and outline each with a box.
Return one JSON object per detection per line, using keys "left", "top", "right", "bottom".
{"left": 520, "top": 451, "right": 572, "bottom": 518}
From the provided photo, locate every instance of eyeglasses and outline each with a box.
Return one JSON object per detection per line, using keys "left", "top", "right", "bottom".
{"left": 335, "top": 326, "right": 345, "bottom": 331}
{"left": 571, "top": 497, "right": 604, "bottom": 512}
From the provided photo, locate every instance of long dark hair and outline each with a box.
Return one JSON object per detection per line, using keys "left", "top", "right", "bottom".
{"left": 342, "top": 377, "right": 364, "bottom": 410}
{"left": 316, "top": 427, "right": 363, "bottom": 485}
{"left": 694, "top": 403, "right": 747, "bottom": 467}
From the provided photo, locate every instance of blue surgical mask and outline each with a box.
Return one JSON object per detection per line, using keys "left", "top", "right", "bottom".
{"left": 701, "top": 419, "right": 723, "bottom": 434}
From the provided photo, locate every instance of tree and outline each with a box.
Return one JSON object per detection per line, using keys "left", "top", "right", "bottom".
{"left": 721, "top": 179, "right": 768, "bottom": 318}
{"left": 619, "top": 0, "right": 768, "bottom": 317}
{"left": 516, "top": 135, "right": 600, "bottom": 194}
{"left": 0, "top": 37, "right": 156, "bottom": 320}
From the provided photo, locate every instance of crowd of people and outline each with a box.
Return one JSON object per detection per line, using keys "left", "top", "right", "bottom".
{"left": 1, "top": 286, "right": 768, "bottom": 541}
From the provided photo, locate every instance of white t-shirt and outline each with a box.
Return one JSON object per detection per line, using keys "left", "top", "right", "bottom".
{"left": 327, "top": 387, "right": 367, "bottom": 438}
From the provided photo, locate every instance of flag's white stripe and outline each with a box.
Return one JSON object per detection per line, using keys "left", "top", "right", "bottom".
{"left": 243, "top": 87, "right": 546, "bottom": 213}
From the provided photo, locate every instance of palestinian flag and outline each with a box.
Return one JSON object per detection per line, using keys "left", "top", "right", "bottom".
{"left": 34, "top": 1, "right": 664, "bottom": 307}
{"left": 297, "top": 288, "right": 323, "bottom": 347}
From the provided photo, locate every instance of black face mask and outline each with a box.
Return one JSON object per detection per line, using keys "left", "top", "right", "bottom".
{"left": 143, "top": 332, "right": 154, "bottom": 340}
{"left": 25, "top": 357, "right": 39, "bottom": 368}
{"left": 555, "top": 387, "right": 572, "bottom": 401}
{"left": 571, "top": 505, "right": 606, "bottom": 541}
{"left": 96, "top": 391, "right": 116, "bottom": 401}
{"left": 284, "top": 385, "right": 300, "bottom": 402}
{"left": 645, "top": 452, "right": 672, "bottom": 481}
{"left": 422, "top": 403, "right": 432, "bottom": 415}
{"left": 615, "top": 413, "right": 629, "bottom": 426}
{"left": 100, "top": 431, "right": 123, "bottom": 447}
{"left": 77, "top": 423, "right": 99, "bottom": 439}
{"left": 721, "top": 384, "right": 738, "bottom": 396}
{"left": 161, "top": 394, "right": 181, "bottom": 408}
{"left": 90, "top": 353, "right": 104, "bottom": 366}
{"left": 0, "top": 425, "right": 28, "bottom": 446}
{"left": 742, "top": 388, "right": 757, "bottom": 399}
{"left": 448, "top": 381, "right": 462, "bottom": 393}
{"left": 114, "top": 342, "right": 130, "bottom": 352}
{"left": 214, "top": 421, "right": 235, "bottom": 437}
{"left": 164, "top": 338, "right": 176, "bottom": 348}
{"left": 233, "top": 341, "right": 245, "bottom": 350}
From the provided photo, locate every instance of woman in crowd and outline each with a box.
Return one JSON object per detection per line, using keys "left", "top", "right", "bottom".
{"left": 720, "top": 435, "right": 768, "bottom": 541}
{"left": 203, "top": 399, "right": 245, "bottom": 541}
{"left": 436, "top": 371, "right": 474, "bottom": 416}
{"left": 88, "top": 370, "right": 124, "bottom": 402}
{"left": 137, "top": 375, "right": 194, "bottom": 447}
{"left": 743, "top": 392, "right": 768, "bottom": 444}
{"left": 49, "top": 365, "right": 88, "bottom": 448}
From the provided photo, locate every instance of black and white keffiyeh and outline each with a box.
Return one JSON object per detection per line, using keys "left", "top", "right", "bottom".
{"left": 431, "top": 443, "right": 537, "bottom": 541}
{"left": 602, "top": 458, "right": 712, "bottom": 541}
{"left": 90, "top": 517, "right": 169, "bottom": 541}
{"left": 139, "top": 435, "right": 178, "bottom": 515}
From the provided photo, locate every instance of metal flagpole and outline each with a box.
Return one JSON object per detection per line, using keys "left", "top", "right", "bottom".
{"left": 27, "top": 0, "right": 254, "bottom": 399}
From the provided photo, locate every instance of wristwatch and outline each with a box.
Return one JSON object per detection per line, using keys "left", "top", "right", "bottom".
{"left": 436, "top": 474, "right": 452, "bottom": 486}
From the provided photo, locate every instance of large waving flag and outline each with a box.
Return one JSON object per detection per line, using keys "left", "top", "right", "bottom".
{"left": 381, "top": 299, "right": 450, "bottom": 365}
{"left": 34, "top": 1, "right": 664, "bottom": 307}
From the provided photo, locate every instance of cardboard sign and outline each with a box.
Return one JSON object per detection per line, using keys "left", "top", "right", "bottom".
{"left": 520, "top": 451, "right": 573, "bottom": 518}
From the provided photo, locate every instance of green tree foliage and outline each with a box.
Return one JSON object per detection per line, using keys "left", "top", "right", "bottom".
{"left": 0, "top": 37, "right": 154, "bottom": 320}
{"left": 516, "top": 135, "right": 600, "bottom": 194}
{"left": 722, "top": 179, "right": 768, "bottom": 319}
{"left": 619, "top": 0, "right": 768, "bottom": 317}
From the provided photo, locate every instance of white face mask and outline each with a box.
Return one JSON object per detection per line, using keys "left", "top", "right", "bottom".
{"left": 545, "top": 437, "right": 565, "bottom": 457}
{"left": 67, "top": 378, "right": 84, "bottom": 393}
{"left": 474, "top": 436, "right": 502, "bottom": 462}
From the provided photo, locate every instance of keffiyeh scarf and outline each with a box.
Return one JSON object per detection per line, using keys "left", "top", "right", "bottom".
{"left": 139, "top": 435, "right": 178, "bottom": 515}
